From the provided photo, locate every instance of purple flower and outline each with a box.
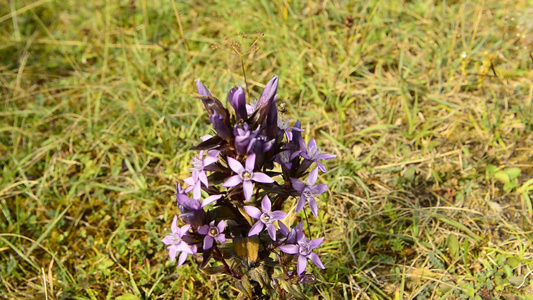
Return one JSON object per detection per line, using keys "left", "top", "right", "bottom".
{"left": 234, "top": 123, "right": 259, "bottom": 155}
{"left": 222, "top": 153, "right": 274, "bottom": 201}
{"left": 299, "top": 137, "right": 336, "bottom": 173}
{"left": 209, "top": 112, "right": 232, "bottom": 139}
{"left": 246, "top": 100, "right": 257, "bottom": 116}
{"left": 278, "top": 118, "right": 304, "bottom": 142}
{"left": 279, "top": 221, "right": 305, "bottom": 245}
{"left": 228, "top": 86, "right": 247, "bottom": 121}
{"left": 251, "top": 135, "right": 274, "bottom": 154}
{"left": 244, "top": 196, "right": 287, "bottom": 241}
{"left": 196, "top": 79, "right": 212, "bottom": 96}
{"left": 162, "top": 216, "right": 197, "bottom": 266}
{"left": 190, "top": 150, "right": 218, "bottom": 187}
{"left": 198, "top": 220, "right": 227, "bottom": 250}
{"left": 256, "top": 75, "right": 278, "bottom": 110}
{"left": 252, "top": 76, "right": 279, "bottom": 124}
{"left": 275, "top": 148, "right": 293, "bottom": 170}
{"left": 279, "top": 237, "right": 325, "bottom": 275}
{"left": 290, "top": 167, "right": 327, "bottom": 217}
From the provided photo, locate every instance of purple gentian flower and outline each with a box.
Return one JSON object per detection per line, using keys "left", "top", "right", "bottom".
{"left": 176, "top": 184, "right": 205, "bottom": 227}
{"left": 228, "top": 86, "right": 247, "bottom": 121}
{"left": 189, "top": 150, "right": 218, "bottom": 187}
{"left": 290, "top": 167, "right": 327, "bottom": 217}
{"left": 197, "top": 220, "right": 227, "bottom": 250}
{"left": 275, "top": 151, "right": 292, "bottom": 170}
{"left": 278, "top": 118, "right": 304, "bottom": 142}
{"left": 244, "top": 196, "right": 287, "bottom": 241}
{"left": 299, "top": 137, "right": 336, "bottom": 173}
{"left": 251, "top": 135, "right": 274, "bottom": 154}
{"left": 177, "top": 183, "right": 221, "bottom": 209}
{"left": 162, "top": 216, "right": 197, "bottom": 266}
{"left": 246, "top": 99, "right": 257, "bottom": 116}
{"left": 209, "top": 112, "right": 232, "bottom": 139}
{"left": 279, "top": 237, "right": 325, "bottom": 275}
{"left": 279, "top": 221, "right": 305, "bottom": 245}
{"left": 234, "top": 123, "right": 260, "bottom": 155}
{"left": 256, "top": 75, "right": 278, "bottom": 110}
{"left": 252, "top": 76, "right": 279, "bottom": 124}
{"left": 196, "top": 79, "right": 212, "bottom": 97}
{"left": 222, "top": 153, "right": 274, "bottom": 201}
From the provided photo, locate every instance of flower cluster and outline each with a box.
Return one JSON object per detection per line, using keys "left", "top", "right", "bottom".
{"left": 162, "top": 76, "right": 335, "bottom": 297}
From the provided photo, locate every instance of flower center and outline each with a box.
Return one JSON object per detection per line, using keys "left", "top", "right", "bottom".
{"left": 309, "top": 148, "right": 320, "bottom": 159}
{"left": 242, "top": 171, "right": 252, "bottom": 181}
{"left": 303, "top": 189, "right": 315, "bottom": 200}
{"left": 169, "top": 233, "right": 182, "bottom": 244}
{"left": 191, "top": 157, "right": 204, "bottom": 171}
{"left": 260, "top": 212, "right": 272, "bottom": 224}
{"left": 209, "top": 227, "right": 219, "bottom": 237}
{"left": 299, "top": 242, "right": 311, "bottom": 256}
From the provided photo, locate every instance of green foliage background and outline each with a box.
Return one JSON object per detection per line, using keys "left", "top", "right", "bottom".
{"left": 1, "top": 0, "right": 533, "bottom": 299}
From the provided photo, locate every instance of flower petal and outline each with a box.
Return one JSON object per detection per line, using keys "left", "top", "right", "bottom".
{"left": 243, "top": 180, "right": 254, "bottom": 201}
{"left": 262, "top": 196, "right": 271, "bottom": 212}
{"left": 168, "top": 246, "right": 177, "bottom": 263}
{"left": 316, "top": 161, "right": 327, "bottom": 173}
{"left": 243, "top": 205, "right": 262, "bottom": 219}
{"left": 161, "top": 235, "right": 173, "bottom": 245}
{"left": 297, "top": 255, "right": 308, "bottom": 275}
{"left": 217, "top": 220, "right": 227, "bottom": 232}
{"left": 177, "top": 251, "right": 188, "bottom": 267}
{"left": 290, "top": 178, "right": 305, "bottom": 193}
{"left": 222, "top": 175, "right": 242, "bottom": 187}
{"left": 308, "top": 237, "right": 324, "bottom": 250}
{"left": 309, "top": 253, "right": 325, "bottom": 269}
{"left": 252, "top": 172, "right": 274, "bottom": 183}
{"left": 307, "top": 167, "right": 319, "bottom": 186}
{"left": 178, "top": 224, "right": 191, "bottom": 236}
{"left": 215, "top": 234, "right": 226, "bottom": 243}
{"left": 271, "top": 211, "right": 287, "bottom": 220}
{"left": 313, "top": 184, "right": 328, "bottom": 195}
{"left": 171, "top": 215, "right": 178, "bottom": 233}
{"left": 196, "top": 79, "right": 212, "bottom": 96}
{"left": 248, "top": 221, "right": 264, "bottom": 237}
{"left": 295, "top": 196, "right": 306, "bottom": 212}
{"left": 199, "top": 172, "right": 209, "bottom": 187}
{"left": 317, "top": 153, "right": 336, "bottom": 160}
{"left": 309, "top": 197, "right": 318, "bottom": 217}
{"left": 309, "top": 138, "right": 318, "bottom": 152}
{"left": 227, "top": 157, "right": 244, "bottom": 174}
{"left": 198, "top": 225, "right": 209, "bottom": 235}
{"left": 279, "top": 244, "right": 299, "bottom": 254}
{"left": 204, "top": 156, "right": 218, "bottom": 166}
{"left": 202, "top": 194, "right": 222, "bottom": 207}
{"left": 278, "top": 221, "right": 289, "bottom": 236}
{"left": 203, "top": 236, "right": 214, "bottom": 250}
{"left": 266, "top": 223, "right": 277, "bottom": 241}
{"left": 245, "top": 153, "right": 256, "bottom": 171}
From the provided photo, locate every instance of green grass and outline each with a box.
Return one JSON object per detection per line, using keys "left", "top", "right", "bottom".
{"left": 1, "top": 0, "right": 533, "bottom": 299}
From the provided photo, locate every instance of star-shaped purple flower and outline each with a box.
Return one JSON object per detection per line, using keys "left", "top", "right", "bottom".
{"left": 278, "top": 221, "right": 305, "bottom": 245}
{"left": 244, "top": 196, "right": 287, "bottom": 241}
{"left": 177, "top": 183, "right": 222, "bottom": 209}
{"left": 278, "top": 118, "right": 303, "bottom": 142}
{"left": 162, "top": 216, "right": 197, "bottom": 266}
{"left": 189, "top": 150, "right": 218, "bottom": 187}
{"left": 279, "top": 237, "right": 325, "bottom": 275}
{"left": 290, "top": 167, "right": 327, "bottom": 217}
{"left": 222, "top": 153, "right": 274, "bottom": 201}
{"left": 197, "top": 220, "right": 227, "bottom": 250}
{"left": 298, "top": 137, "right": 336, "bottom": 172}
